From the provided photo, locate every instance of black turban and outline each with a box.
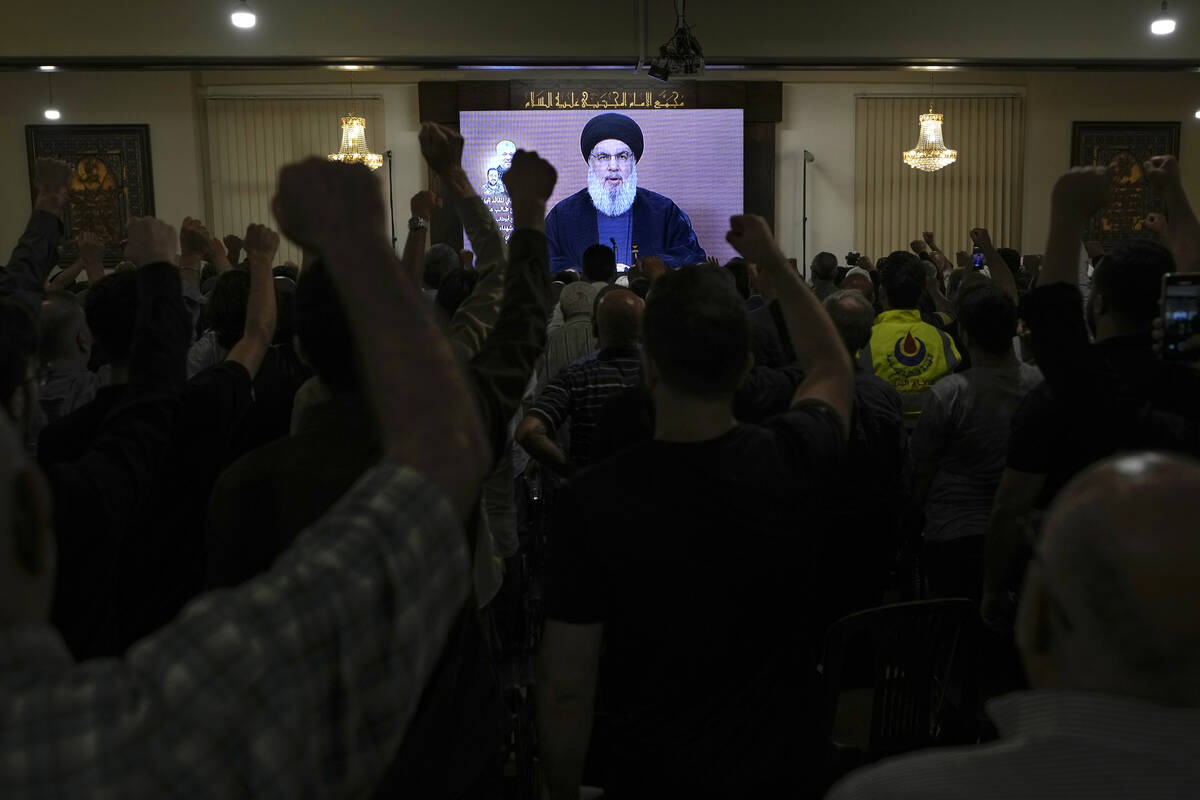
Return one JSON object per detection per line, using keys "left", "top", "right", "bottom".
{"left": 580, "top": 113, "right": 644, "bottom": 163}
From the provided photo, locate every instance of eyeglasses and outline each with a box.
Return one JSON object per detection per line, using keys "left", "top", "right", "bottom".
{"left": 590, "top": 151, "right": 633, "bottom": 166}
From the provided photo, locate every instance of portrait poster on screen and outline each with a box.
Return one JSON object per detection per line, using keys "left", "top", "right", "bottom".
{"left": 460, "top": 109, "right": 743, "bottom": 268}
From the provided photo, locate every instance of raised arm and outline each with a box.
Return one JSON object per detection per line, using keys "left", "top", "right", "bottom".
{"left": 419, "top": 122, "right": 512, "bottom": 360}
{"left": 727, "top": 215, "right": 854, "bottom": 439}
{"left": 1144, "top": 155, "right": 1200, "bottom": 273}
{"left": 223, "top": 224, "right": 279, "bottom": 379}
{"left": 400, "top": 189, "right": 440, "bottom": 286}
{"left": 0, "top": 158, "right": 71, "bottom": 314}
{"left": 1042, "top": 166, "right": 1112, "bottom": 288}
{"left": 463, "top": 150, "right": 556, "bottom": 460}
{"left": 970, "top": 227, "right": 1018, "bottom": 303}
{"left": 272, "top": 158, "right": 488, "bottom": 518}
{"left": 48, "top": 218, "right": 191, "bottom": 653}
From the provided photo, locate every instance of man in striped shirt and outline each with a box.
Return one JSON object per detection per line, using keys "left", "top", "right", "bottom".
{"left": 517, "top": 287, "right": 644, "bottom": 475}
{"left": 827, "top": 452, "right": 1200, "bottom": 799}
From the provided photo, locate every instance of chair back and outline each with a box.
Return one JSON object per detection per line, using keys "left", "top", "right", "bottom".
{"left": 822, "top": 598, "right": 976, "bottom": 757}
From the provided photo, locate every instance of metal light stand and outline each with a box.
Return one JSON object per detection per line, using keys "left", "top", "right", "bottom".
{"left": 802, "top": 149, "right": 814, "bottom": 279}
{"left": 386, "top": 149, "right": 397, "bottom": 251}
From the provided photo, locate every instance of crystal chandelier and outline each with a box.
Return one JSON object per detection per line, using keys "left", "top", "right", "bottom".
{"left": 903, "top": 107, "right": 958, "bottom": 172}
{"left": 328, "top": 115, "right": 383, "bottom": 171}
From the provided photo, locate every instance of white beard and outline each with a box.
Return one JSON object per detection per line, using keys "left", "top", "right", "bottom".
{"left": 587, "top": 164, "right": 638, "bottom": 217}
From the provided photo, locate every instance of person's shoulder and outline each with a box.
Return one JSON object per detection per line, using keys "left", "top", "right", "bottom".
{"left": 931, "top": 370, "right": 969, "bottom": 396}
{"left": 565, "top": 439, "right": 656, "bottom": 501}
{"left": 825, "top": 741, "right": 1020, "bottom": 800}
{"left": 856, "top": 371, "right": 904, "bottom": 410}
{"left": 633, "top": 187, "right": 678, "bottom": 209}
{"left": 1018, "top": 362, "right": 1044, "bottom": 388}
{"left": 548, "top": 188, "right": 591, "bottom": 215}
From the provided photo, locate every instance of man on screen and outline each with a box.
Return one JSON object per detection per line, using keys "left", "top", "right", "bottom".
{"left": 545, "top": 113, "right": 706, "bottom": 273}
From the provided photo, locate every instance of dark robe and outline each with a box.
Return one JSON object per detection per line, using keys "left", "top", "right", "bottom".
{"left": 544, "top": 187, "right": 706, "bottom": 272}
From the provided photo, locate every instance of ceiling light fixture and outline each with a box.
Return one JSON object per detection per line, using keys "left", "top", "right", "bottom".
{"left": 1151, "top": 1, "right": 1177, "bottom": 34}
{"left": 1194, "top": 110, "right": 1200, "bottom": 119}
{"left": 647, "top": 0, "right": 704, "bottom": 82}
{"left": 43, "top": 72, "right": 60, "bottom": 121}
{"left": 231, "top": 0, "right": 257, "bottom": 29}
{"left": 327, "top": 80, "right": 382, "bottom": 171}
{"left": 38, "top": 65, "right": 56, "bottom": 72}
{"left": 902, "top": 73, "right": 957, "bottom": 172}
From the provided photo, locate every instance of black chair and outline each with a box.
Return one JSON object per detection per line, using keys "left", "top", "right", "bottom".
{"left": 820, "top": 599, "right": 978, "bottom": 776}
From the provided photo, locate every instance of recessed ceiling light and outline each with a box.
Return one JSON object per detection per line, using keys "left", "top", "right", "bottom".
{"left": 231, "top": 0, "right": 256, "bottom": 29}
{"left": 1151, "top": 1, "right": 1177, "bottom": 34}
{"left": 339, "top": 65, "right": 363, "bottom": 71}
{"left": 44, "top": 108, "right": 61, "bottom": 120}
{"left": 1194, "top": 110, "right": 1200, "bottom": 119}
{"left": 38, "top": 65, "right": 56, "bottom": 72}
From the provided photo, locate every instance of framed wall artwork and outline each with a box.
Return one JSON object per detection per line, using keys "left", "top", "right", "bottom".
{"left": 26, "top": 124, "right": 155, "bottom": 265}
{"left": 1071, "top": 121, "right": 1180, "bottom": 250}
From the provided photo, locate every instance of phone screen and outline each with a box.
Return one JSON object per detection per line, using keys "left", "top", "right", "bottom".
{"left": 1163, "top": 274, "right": 1200, "bottom": 361}
{"left": 972, "top": 248, "right": 985, "bottom": 269}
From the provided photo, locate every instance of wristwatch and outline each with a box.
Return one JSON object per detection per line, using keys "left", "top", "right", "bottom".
{"left": 408, "top": 217, "right": 429, "bottom": 232}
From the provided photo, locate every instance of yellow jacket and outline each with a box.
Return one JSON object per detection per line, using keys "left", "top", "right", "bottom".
{"left": 857, "top": 309, "right": 962, "bottom": 423}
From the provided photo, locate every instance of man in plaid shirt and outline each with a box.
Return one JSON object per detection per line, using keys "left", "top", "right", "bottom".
{"left": 0, "top": 150, "right": 559, "bottom": 797}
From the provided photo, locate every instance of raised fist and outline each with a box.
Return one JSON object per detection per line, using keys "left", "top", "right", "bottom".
{"left": 969, "top": 228, "right": 994, "bottom": 252}
{"left": 1051, "top": 166, "right": 1113, "bottom": 222}
{"left": 223, "top": 234, "right": 244, "bottom": 261}
{"left": 243, "top": 223, "right": 280, "bottom": 265}
{"left": 504, "top": 150, "right": 558, "bottom": 206}
{"left": 418, "top": 122, "right": 465, "bottom": 175}
{"left": 1144, "top": 155, "right": 1182, "bottom": 192}
{"left": 922, "top": 231, "right": 937, "bottom": 248}
{"left": 410, "top": 189, "right": 442, "bottom": 221}
{"left": 272, "top": 157, "right": 384, "bottom": 252}
{"left": 76, "top": 231, "right": 104, "bottom": 264}
{"left": 180, "top": 217, "right": 214, "bottom": 258}
{"left": 35, "top": 158, "right": 72, "bottom": 203}
{"left": 726, "top": 214, "right": 784, "bottom": 266}
{"left": 124, "top": 217, "right": 178, "bottom": 268}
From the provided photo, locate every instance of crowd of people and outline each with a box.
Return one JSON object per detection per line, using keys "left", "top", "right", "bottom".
{"left": 1, "top": 121, "right": 1198, "bottom": 799}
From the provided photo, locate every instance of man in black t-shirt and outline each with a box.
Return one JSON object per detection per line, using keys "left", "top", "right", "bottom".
{"left": 536, "top": 215, "right": 854, "bottom": 799}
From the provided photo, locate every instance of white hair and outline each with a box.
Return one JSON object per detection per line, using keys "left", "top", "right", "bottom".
{"left": 587, "top": 163, "right": 638, "bottom": 218}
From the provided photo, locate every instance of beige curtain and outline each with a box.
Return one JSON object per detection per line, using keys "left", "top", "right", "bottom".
{"left": 854, "top": 95, "right": 1024, "bottom": 261}
{"left": 204, "top": 97, "right": 386, "bottom": 265}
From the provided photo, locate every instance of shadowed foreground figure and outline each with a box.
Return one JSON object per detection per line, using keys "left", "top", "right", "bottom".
{"left": 828, "top": 452, "right": 1200, "bottom": 800}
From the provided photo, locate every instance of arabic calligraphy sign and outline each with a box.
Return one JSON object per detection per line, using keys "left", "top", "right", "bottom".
{"left": 1070, "top": 121, "right": 1181, "bottom": 250}
{"left": 510, "top": 82, "right": 695, "bottom": 112}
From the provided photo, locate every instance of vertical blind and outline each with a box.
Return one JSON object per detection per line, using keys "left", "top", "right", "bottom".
{"left": 854, "top": 95, "right": 1024, "bottom": 260}
{"left": 204, "top": 97, "right": 386, "bottom": 265}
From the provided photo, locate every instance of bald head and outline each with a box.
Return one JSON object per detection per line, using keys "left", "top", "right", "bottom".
{"left": 1026, "top": 452, "right": 1200, "bottom": 706}
{"left": 840, "top": 272, "right": 875, "bottom": 305}
{"left": 823, "top": 289, "right": 876, "bottom": 355}
{"left": 38, "top": 291, "right": 90, "bottom": 364}
{"left": 596, "top": 288, "right": 644, "bottom": 349}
